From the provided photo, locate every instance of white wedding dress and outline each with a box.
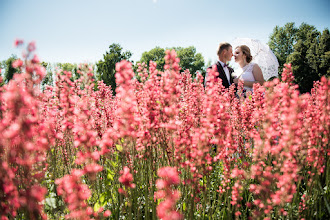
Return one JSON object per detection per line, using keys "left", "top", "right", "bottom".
{"left": 234, "top": 62, "right": 256, "bottom": 92}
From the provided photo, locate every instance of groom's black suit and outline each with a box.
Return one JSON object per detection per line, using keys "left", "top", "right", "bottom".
{"left": 205, "top": 61, "right": 234, "bottom": 88}
{"left": 214, "top": 61, "right": 234, "bottom": 89}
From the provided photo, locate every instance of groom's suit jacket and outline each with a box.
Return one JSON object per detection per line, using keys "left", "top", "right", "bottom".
{"left": 206, "top": 61, "right": 234, "bottom": 88}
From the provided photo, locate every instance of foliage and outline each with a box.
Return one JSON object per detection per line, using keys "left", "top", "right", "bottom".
{"left": 2, "top": 55, "right": 19, "bottom": 83}
{"left": 173, "top": 46, "right": 205, "bottom": 78}
{"left": 269, "top": 22, "right": 330, "bottom": 93}
{"left": 137, "top": 46, "right": 205, "bottom": 78}
{"left": 57, "top": 62, "right": 77, "bottom": 72}
{"left": 139, "top": 46, "right": 166, "bottom": 71}
{"left": 96, "top": 43, "right": 132, "bottom": 95}
{"left": 287, "top": 25, "right": 330, "bottom": 93}
{"left": 268, "top": 22, "right": 297, "bottom": 71}
{"left": 311, "top": 29, "right": 330, "bottom": 78}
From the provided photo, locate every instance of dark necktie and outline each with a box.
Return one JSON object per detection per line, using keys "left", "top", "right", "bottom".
{"left": 223, "top": 63, "right": 228, "bottom": 68}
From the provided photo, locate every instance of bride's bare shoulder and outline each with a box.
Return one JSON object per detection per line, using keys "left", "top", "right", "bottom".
{"left": 252, "top": 63, "right": 261, "bottom": 71}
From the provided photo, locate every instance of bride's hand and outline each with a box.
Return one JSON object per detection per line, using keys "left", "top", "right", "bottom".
{"left": 233, "top": 77, "right": 239, "bottom": 84}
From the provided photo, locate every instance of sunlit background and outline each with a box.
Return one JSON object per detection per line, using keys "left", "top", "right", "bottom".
{"left": 0, "top": 0, "right": 329, "bottom": 64}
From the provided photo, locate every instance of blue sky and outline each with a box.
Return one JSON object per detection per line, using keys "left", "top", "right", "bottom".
{"left": 0, "top": 0, "right": 329, "bottom": 64}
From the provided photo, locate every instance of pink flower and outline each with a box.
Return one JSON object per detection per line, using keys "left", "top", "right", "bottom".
{"left": 118, "top": 166, "right": 135, "bottom": 188}
{"left": 31, "top": 54, "right": 40, "bottom": 63}
{"left": 27, "top": 41, "right": 36, "bottom": 52}
{"left": 14, "top": 39, "right": 24, "bottom": 47}
{"left": 103, "top": 210, "right": 111, "bottom": 217}
{"left": 118, "top": 188, "right": 126, "bottom": 195}
{"left": 156, "top": 167, "right": 183, "bottom": 220}
{"left": 12, "top": 59, "right": 23, "bottom": 68}
{"left": 154, "top": 190, "right": 166, "bottom": 200}
{"left": 156, "top": 179, "right": 167, "bottom": 189}
{"left": 157, "top": 167, "right": 180, "bottom": 186}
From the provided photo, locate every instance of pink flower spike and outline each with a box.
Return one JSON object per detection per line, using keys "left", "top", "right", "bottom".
{"left": 32, "top": 54, "right": 40, "bottom": 63}
{"left": 12, "top": 59, "right": 23, "bottom": 68}
{"left": 103, "top": 210, "right": 111, "bottom": 217}
{"left": 14, "top": 39, "right": 24, "bottom": 47}
{"left": 118, "top": 166, "right": 135, "bottom": 188}
{"left": 27, "top": 41, "right": 36, "bottom": 52}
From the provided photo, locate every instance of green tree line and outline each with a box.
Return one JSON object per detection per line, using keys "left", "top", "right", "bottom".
{"left": 268, "top": 22, "right": 329, "bottom": 93}
{"left": 1, "top": 22, "right": 329, "bottom": 94}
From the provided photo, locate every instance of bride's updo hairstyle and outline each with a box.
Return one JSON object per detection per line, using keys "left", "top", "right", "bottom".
{"left": 237, "top": 45, "right": 253, "bottom": 63}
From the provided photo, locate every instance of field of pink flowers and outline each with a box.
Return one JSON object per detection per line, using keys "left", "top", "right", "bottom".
{"left": 0, "top": 41, "right": 329, "bottom": 220}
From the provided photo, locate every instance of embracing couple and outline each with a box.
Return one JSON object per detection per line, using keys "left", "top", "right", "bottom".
{"left": 205, "top": 42, "right": 265, "bottom": 92}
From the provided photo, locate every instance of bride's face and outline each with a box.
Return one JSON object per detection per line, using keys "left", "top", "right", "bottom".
{"left": 234, "top": 48, "right": 245, "bottom": 63}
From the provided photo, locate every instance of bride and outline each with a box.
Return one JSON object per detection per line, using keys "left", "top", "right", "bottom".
{"left": 233, "top": 45, "right": 265, "bottom": 92}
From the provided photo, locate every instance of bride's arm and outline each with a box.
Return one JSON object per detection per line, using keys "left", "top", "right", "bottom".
{"left": 239, "top": 64, "right": 265, "bottom": 88}
{"left": 252, "top": 64, "right": 265, "bottom": 85}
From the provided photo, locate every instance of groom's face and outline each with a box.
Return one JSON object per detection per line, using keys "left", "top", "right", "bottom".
{"left": 225, "top": 47, "right": 233, "bottom": 62}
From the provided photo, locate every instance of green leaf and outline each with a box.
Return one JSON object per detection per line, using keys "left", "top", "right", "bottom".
{"left": 110, "top": 160, "right": 117, "bottom": 168}
{"left": 100, "top": 194, "right": 105, "bottom": 203}
{"left": 107, "top": 169, "right": 115, "bottom": 181}
{"left": 116, "top": 144, "right": 123, "bottom": 152}
{"left": 94, "top": 202, "right": 101, "bottom": 212}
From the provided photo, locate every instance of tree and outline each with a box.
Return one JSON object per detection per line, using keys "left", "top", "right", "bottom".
{"left": 269, "top": 22, "right": 329, "bottom": 93}
{"left": 0, "top": 61, "right": 3, "bottom": 87}
{"left": 268, "top": 22, "right": 298, "bottom": 72}
{"left": 137, "top": 46, "right": 205, "bottom": 78}
{"left": 139, "top": 47, "right": 165, "bottom": 71}
{"left": 287, "top": 24, "right": 329, "bottom": 93}
{"left": 296, "top": 23, "right": 318, "bottom": 42}
{"left": 173, "top": 46, "right": 205, "bottom": 78}
{"left": 317, "top": 29, "right": 330, "bottom": 78}
{"left": 3, "top": 55, "right": 19, "bottom": 83}
{"left": 58, "top": 62, "right": 76, "bottom": 72}
{"left": 96, "top": 43, "right": 132, "bottom": 95}
{"left": 287, "top": 39, "right": 315, "bottom": 93}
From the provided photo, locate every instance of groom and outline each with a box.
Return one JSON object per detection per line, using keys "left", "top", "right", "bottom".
{"left": 205, "top": 42, "right": 234, "bottom": 88}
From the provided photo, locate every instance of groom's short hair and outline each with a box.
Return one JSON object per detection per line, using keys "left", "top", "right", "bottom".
{"left": 217, "top": 42, "right": 232, "bottom": 56}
